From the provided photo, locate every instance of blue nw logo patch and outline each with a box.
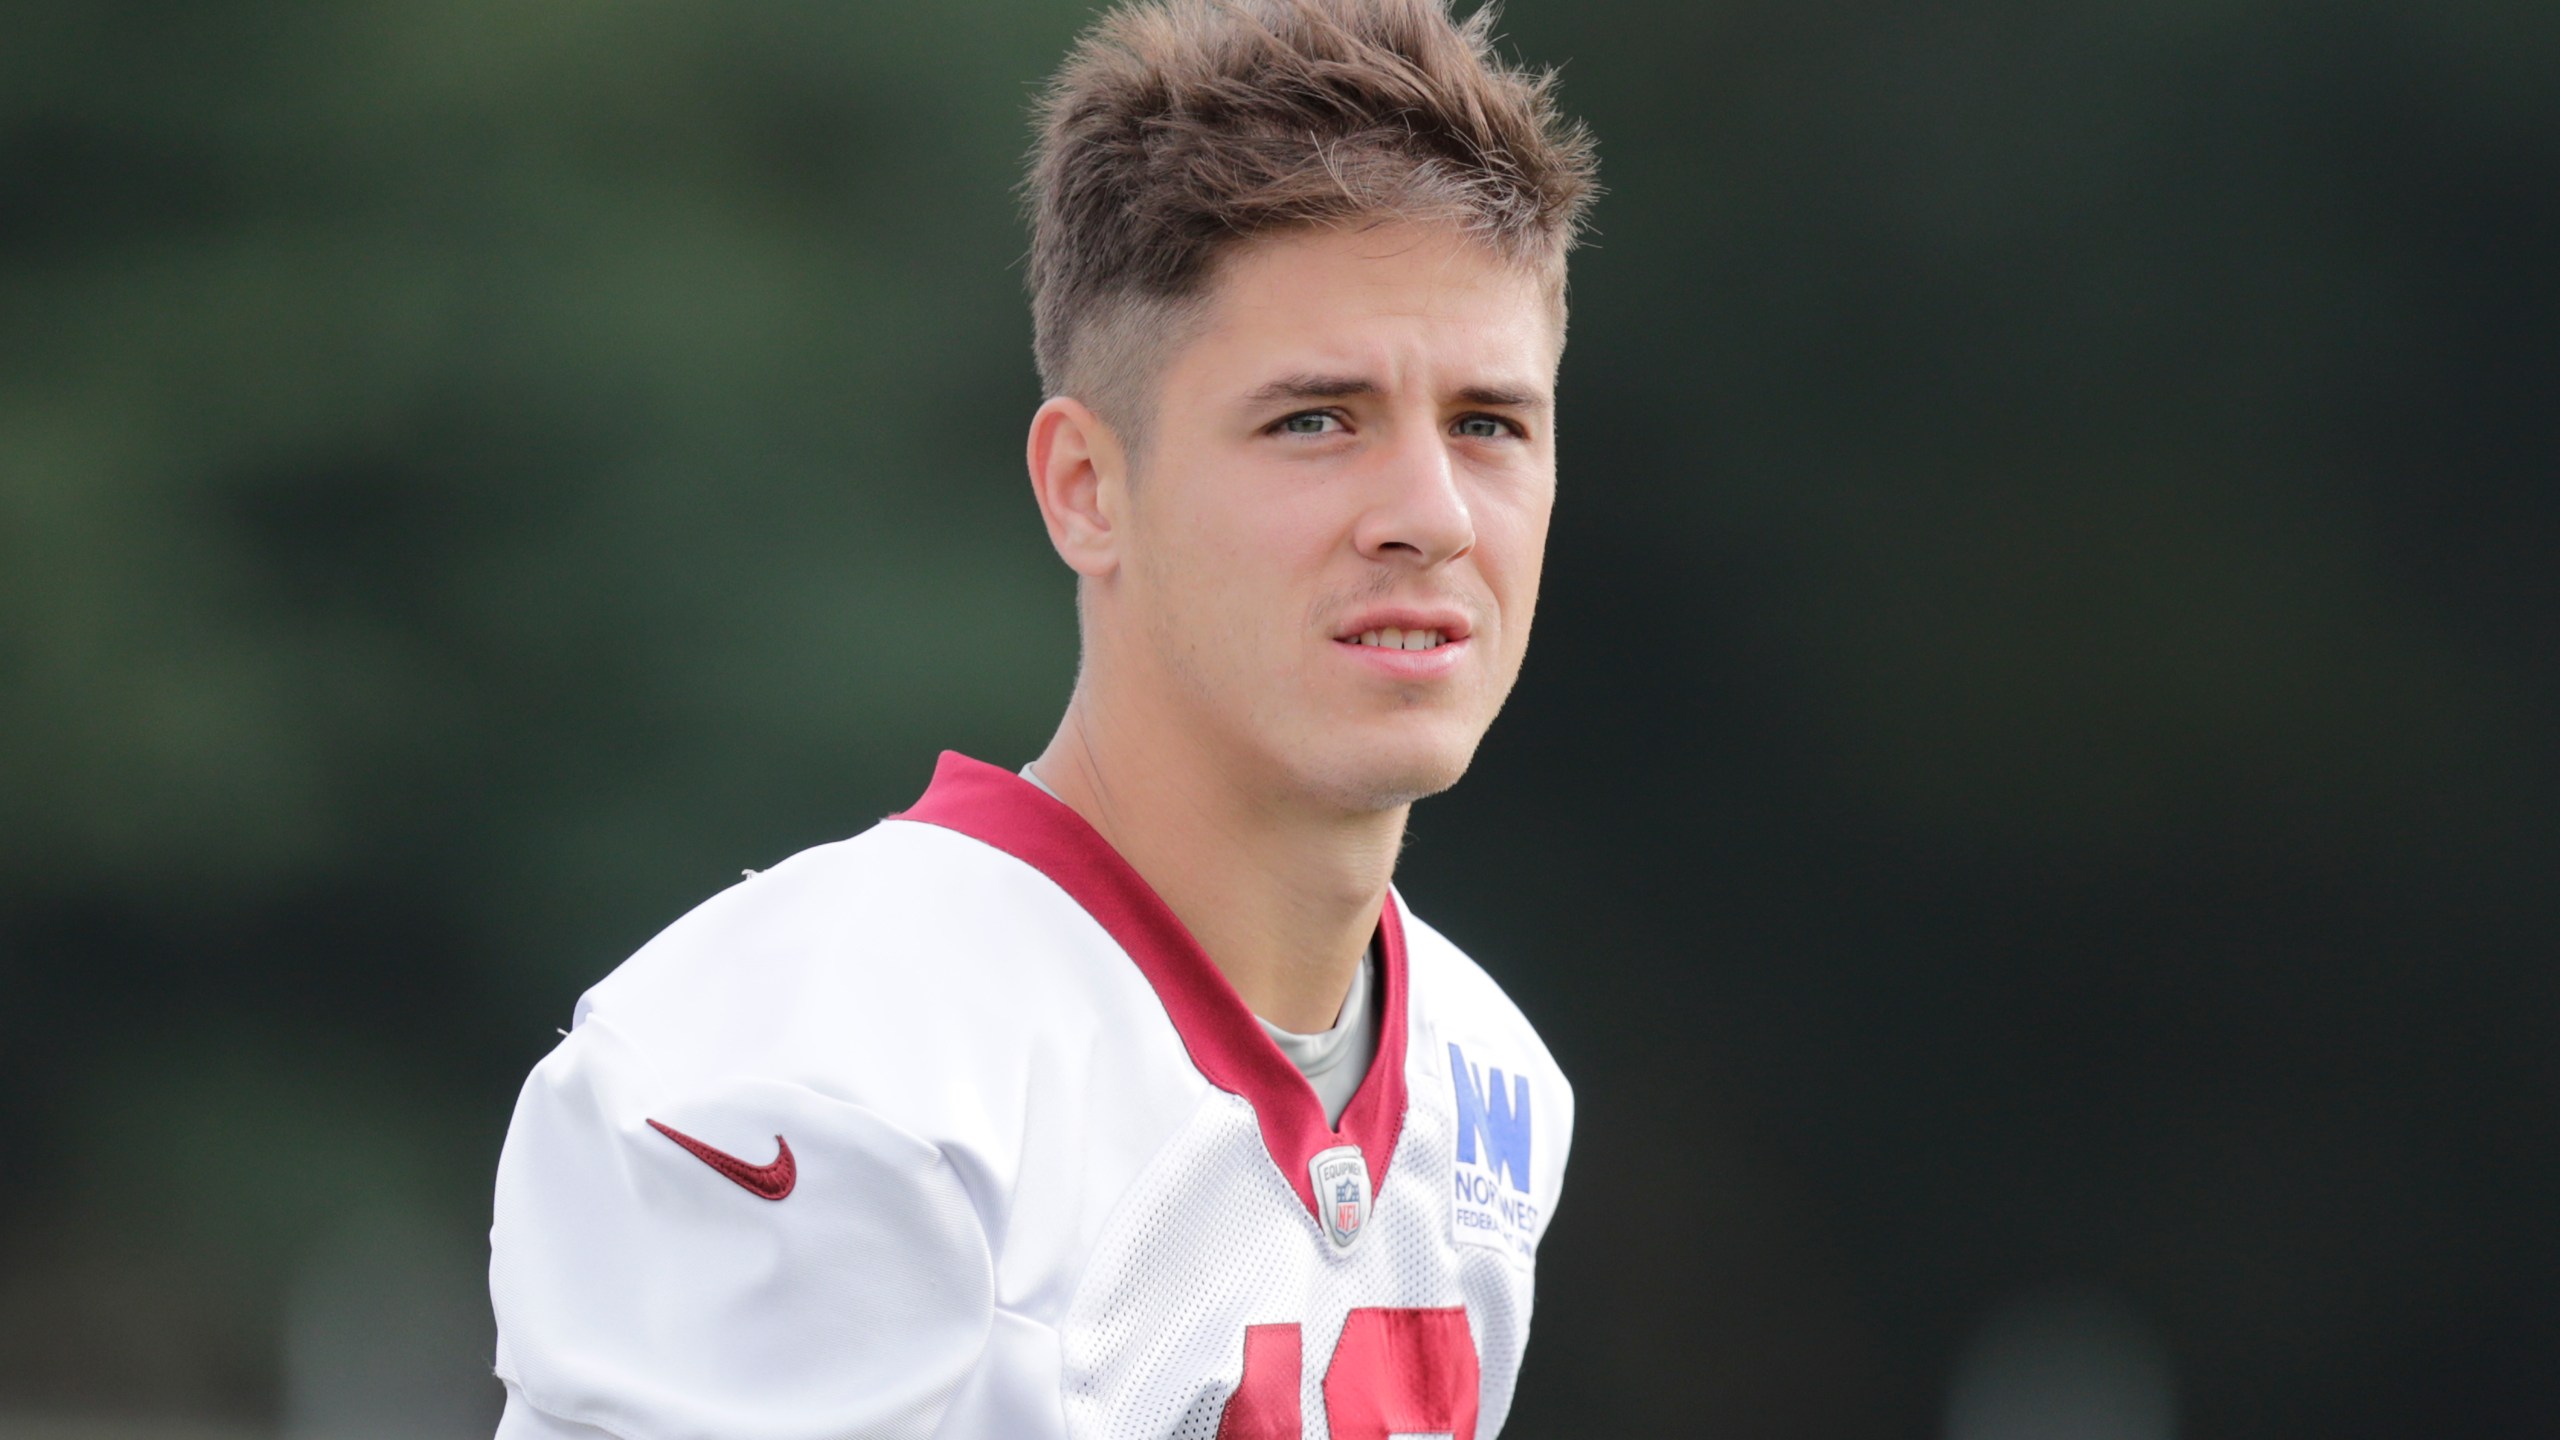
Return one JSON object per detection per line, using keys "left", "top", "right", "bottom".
{"left": 1448, "top": 1043, "right": 1532, "bottom": 1192}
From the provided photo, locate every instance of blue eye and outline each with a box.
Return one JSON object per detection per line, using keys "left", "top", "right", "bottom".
{"left": 1280, "top": 412, "right": 1338, "bottom": 435}
{"left": 1455, "top": 416, "right": 1509, "bottom": 439}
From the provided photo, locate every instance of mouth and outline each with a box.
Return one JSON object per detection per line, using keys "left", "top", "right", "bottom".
{"left": 1328, "top": 607, "right": 1475, "bottom": 675}
{"left": 1342, "top": 626, "right": 1455, "bottom": 652}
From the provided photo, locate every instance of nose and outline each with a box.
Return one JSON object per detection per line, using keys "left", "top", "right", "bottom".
{"left": 1352, "top": 420, "right": 1475, "bottom": 568}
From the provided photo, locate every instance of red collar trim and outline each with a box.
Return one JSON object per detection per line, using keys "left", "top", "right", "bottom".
{"left": 894, "top": 751, "right": 1410, "bottom": 1220}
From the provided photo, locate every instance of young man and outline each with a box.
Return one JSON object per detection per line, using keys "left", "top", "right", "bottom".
{"left": 487, "top": 2, "right": 1597, "bottom": 1436}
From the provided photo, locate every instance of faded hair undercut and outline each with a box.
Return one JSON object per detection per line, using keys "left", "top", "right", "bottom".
{"left": 1026, "top": 0, "right": 1599, "bottom": 439}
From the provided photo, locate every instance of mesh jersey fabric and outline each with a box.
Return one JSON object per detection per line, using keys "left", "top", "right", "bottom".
{"left": 488, "top": 752, "right": 1571, "bottom": 1440}
{"left": 1059, "top": 1083, "right": 1536, "bottom": 1440}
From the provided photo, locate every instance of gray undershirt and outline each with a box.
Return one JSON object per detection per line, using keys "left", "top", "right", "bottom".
{"left": 1020, "top": 764, "right": 1381, "bottom": 1125}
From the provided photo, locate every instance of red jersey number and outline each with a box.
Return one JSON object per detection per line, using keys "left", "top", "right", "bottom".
{"left": 1216, "top": 1307, "right": 1481, "bottom": 1440}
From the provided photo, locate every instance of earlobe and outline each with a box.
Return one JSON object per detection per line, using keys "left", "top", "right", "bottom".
{"left": 1027, "top": 396, "right": 1125, "bottom": 579}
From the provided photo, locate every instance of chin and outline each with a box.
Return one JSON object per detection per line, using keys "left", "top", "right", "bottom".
{"left": 1291, "top": 724, "right": 1481, "bottom": 813}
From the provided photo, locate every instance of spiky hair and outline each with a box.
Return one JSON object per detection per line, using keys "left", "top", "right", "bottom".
{"left": 1026, "top": 0, "right": 1599, "bottom": 434}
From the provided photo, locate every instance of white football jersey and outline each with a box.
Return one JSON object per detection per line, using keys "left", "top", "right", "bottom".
{"left": 489, "top": 753, "right": 1572, "bottom": 1440}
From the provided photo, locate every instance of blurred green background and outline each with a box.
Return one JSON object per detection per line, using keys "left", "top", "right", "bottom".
{"left": 2, "top": 2, "right": 2553, "bottom": 1436}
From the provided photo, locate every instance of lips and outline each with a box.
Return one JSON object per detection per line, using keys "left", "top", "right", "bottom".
{"left": 1331, "top": 607, "right": 1473, "bottom": 652}
{"left": 1346, "top": 626, "right": 1448, "bottom": 651}
{"left": 1328, "top": 605, "right": 1476, "bottom": 683}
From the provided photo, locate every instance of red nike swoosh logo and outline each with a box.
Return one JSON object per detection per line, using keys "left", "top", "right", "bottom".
{"left": 647, "top": 1119, "right": 796, "bottom": 1201}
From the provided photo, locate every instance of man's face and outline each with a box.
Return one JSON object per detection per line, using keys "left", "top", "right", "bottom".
{"left": 1106, "top": 221, "right": 1561, "bottom": 812}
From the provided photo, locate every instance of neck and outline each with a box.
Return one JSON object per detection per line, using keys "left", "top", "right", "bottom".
{"left": 1033, "top": 684, "right": 1403, "bottom": 1034}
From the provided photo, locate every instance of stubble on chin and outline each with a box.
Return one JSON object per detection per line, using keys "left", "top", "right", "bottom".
{"left": 1299, "top": 757, "right": 1465, "bottom": 815}
{"left": 1140, "top": 574, "right": 1510, "bottom": 815}
{"left": 1277, "top": 703, "right": 1488, "bottom": 814}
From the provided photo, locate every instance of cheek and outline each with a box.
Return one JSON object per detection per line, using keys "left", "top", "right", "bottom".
{"left": 1135, "top": 484, "right": 1308, "bottom": 656}
{"left": 1176, "top": 485, "right": 1335, "bottom": 601}
{"left": 1477, "top": 490, "right": 1553, "bottom": 623}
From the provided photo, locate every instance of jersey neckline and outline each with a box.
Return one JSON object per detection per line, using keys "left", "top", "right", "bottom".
{"left": 894, "top": 750, "right": 1411, "bottom": 1222}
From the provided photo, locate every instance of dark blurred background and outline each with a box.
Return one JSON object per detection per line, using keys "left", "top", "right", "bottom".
{"left": 2, "top": 2, "right": 2554, "bottom": 1437}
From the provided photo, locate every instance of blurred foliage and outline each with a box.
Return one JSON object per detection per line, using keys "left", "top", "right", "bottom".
{"left": 2, "top": 1, "right": 2555, "bottom": 1436}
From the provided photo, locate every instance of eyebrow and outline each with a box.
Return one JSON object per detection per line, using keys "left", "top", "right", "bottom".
{"left": 1241, "top": 373, "right": 1550, "bottom": 410}
{"left": 1244, "top": 374, "right": 1379, "bottom": 405}
{"left": 1454, "top": 383, "right": 1549, "bottom": 410}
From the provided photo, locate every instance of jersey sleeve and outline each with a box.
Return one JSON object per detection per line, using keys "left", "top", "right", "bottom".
{"left": 489, "top": 1014, "right": 995, "bottom": 1440}
{"left": 495, "top": 1387, "right": 620, "bottom": 1439}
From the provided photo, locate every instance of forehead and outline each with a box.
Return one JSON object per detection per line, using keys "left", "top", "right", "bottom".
{"left": 1166, "top": 222, "right": 1563, "bottom": 398}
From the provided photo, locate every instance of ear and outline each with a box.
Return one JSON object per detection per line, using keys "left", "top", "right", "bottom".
{"left": 1027, "top": 395, "right": 1128, "bottom": 580}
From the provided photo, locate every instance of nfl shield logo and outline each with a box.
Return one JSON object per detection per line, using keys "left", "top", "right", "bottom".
{"left": 1308, "top": 1144, "right": 1370, "bottom": 1252}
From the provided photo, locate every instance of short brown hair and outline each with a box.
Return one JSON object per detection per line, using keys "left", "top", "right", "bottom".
{"left": 1026, "top": 0, "right": 1599, "bottom": 436}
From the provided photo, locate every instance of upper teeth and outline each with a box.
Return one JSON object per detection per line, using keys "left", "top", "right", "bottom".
{"left": 1354, "top": 628, "right": 1446, "bottom": 650}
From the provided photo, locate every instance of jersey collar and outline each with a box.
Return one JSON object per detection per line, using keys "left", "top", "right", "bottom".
{"left": 895, "top": 750, "right": 1411, "bottom": 1222}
